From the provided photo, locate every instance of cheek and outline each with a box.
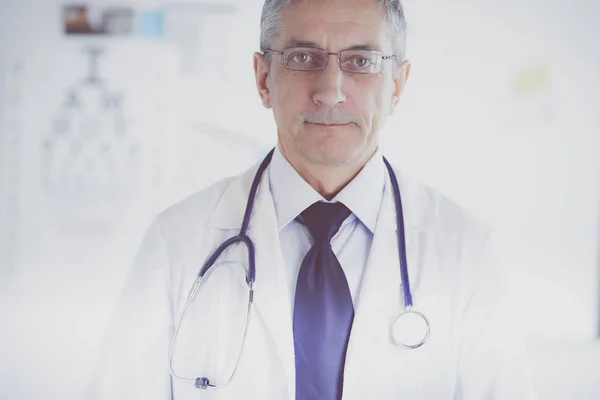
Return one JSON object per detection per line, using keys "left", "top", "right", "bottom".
{"left": 357, "top": 91, "right": 394, "bottom": 138}
{"left": 371, "top": 77, "right": 395, "bottom": 117}
{"left": 357, "top": 82, "right": 387, "bottom": 126}
{"left": 271, "top": 73, "right": 306, "bottom": 121}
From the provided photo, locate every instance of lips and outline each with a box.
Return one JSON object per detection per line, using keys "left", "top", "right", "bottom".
{"left": 309, "top": 122, "right": 350, "bottom": 127}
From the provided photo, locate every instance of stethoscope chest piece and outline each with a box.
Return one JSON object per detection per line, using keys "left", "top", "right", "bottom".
{"left": 391, "top": 308, "right": 430, "bottom": 349}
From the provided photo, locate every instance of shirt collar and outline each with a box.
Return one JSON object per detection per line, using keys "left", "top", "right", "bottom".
{"left": 268, "top": 144, "right": 385, "bottom": 233}
{"left": 331, "top": 147, "right": 385, "bottom": 233}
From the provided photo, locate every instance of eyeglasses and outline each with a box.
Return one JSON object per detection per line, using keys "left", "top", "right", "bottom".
{"left": 264, "top": 46, "right": 398, "bottom": 74}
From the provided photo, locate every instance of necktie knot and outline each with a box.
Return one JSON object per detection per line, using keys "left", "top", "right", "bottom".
{"left": 301, "top": 201, "right": 351, "bottom": 245}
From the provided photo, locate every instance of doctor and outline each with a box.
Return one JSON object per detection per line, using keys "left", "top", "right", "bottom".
{"left": 87, "top": 0, "right": 538, "bottom": 398}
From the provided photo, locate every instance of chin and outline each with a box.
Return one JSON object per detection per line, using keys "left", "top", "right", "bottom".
{"left": 290, "top": 122, "right": 368, "bottom": 165}
{"left": 298, "top": 139, "right": 364, "bottom": 166}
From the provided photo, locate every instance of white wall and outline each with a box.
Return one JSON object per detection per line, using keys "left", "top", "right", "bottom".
{"left": 0, "top": 0, "right": 599, "bottom": 399}
{"left": 391, "top": 0, "right": 600, "bottom": 339}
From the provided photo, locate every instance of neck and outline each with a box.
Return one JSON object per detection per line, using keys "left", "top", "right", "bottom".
{"left": 278, "top": 142, "right": 377, "bottom": 201}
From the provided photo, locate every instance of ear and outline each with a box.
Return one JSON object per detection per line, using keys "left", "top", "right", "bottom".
{"left": 389, "top": 59, "right": 411, "bottom": 115}
{"left": 253, "top": 52, "right": 272, "bottom": 109}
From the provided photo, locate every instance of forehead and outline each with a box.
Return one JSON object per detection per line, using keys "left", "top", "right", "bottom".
{"left": 278, "top": 0, "right": 392, "bottom": 52}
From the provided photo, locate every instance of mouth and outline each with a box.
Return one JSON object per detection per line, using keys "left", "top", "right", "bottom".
{"left": 308, "top": 122, "right": 352, "bottom": 127}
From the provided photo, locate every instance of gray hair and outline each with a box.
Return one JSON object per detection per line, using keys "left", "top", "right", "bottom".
{"left": 259, "top": 0, "right": 407, "bottom": 64}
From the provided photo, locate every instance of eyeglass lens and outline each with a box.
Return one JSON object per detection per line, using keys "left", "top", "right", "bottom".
{"left": 282, "top": 47, "right": 383, "bottom": 74}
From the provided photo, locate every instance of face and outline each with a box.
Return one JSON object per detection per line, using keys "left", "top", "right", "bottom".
{"left": 254, "top": 0, "right": 411, "bottom": 167}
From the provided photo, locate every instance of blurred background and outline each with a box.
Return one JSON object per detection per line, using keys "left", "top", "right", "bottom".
{"left": 0, "top": 0, "right": 599, "bottom": 398}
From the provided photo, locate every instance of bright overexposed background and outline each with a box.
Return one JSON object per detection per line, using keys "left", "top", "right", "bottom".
{"left": 0, "top": 0, "right": 599, "bottom": 399}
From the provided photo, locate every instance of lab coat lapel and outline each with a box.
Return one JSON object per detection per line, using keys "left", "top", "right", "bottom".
{"left": 342, "top": 166, "right": 459, "bottom": 399}
{"left": 342, "top": 168, "right": 431, "bottom": 399}
{"left": 246, "top": 165, "right": 296, "bottom": 398}
{"left": 208, "top": 161, "right": 294, "bottom": 399}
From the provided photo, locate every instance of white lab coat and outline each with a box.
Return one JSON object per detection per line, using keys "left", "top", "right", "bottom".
{"left": 86, "top": 158, "right": 538, "bottom": 400}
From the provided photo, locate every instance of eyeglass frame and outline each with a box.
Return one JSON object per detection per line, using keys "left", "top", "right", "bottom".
{"left": 263, "top": 46, "right": 400, "bottom": 74}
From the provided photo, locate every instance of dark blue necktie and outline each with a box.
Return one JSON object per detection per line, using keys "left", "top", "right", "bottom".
{"left": 293, "top": 201, "right": 354, "bottom": 400}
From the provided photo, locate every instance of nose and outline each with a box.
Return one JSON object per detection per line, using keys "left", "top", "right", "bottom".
{"left": 312, "top": 54, "right": 347, "bottom": 108}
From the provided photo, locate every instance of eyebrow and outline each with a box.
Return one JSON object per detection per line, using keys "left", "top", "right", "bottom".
{"left": 284, "top": 38, "right": 382, "bottom": 52}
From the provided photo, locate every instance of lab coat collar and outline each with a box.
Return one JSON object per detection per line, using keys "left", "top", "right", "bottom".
{"left": 209, "top": 151, "right": 431, "bottom": 234}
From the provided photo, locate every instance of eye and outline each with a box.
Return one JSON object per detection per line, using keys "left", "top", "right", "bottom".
{"left": 290, "top": 52, "right": 313, "bottom": 63}
{"left": 351, "top": 56, "right": 371, "bottom": 67}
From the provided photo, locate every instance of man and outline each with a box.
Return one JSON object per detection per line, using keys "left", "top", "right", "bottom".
{"left": 87, "top": 0, "right": 538, "bottom": 398}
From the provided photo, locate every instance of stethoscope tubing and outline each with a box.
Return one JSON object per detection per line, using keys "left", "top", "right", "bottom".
{"left": 169, "top": 147, "right": 422, "bottom": 388}
{"left": 382, "top": 156, "right": 413, "bottom": 308}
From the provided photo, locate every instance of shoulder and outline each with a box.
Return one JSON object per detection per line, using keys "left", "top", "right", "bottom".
{"left": 393, "top": 166, "right": 491, "bottom": 248}
{"left": 391, "top": 167, "right": 497, "bottom": 304}
{"left": 150, "top": 159, "right": 260, "bottom": 248}
{"left": 146, "top": 174, "right": 238, "bottom": 266}
{"left": 155, "top": 177, "right": 233, "bottom": 231}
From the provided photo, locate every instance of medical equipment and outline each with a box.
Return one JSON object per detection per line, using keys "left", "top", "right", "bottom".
{"left": 169, "top": 148, "right": 430, "bottom": 390}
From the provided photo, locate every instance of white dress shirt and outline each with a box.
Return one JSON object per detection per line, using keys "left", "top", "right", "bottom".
{"left": 268, "top": 145, "right": 386, "bottom": 310}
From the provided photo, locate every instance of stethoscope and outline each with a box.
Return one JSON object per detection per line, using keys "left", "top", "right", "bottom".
{"left": 169, "top": 148, "right": 430, "bottom": 390}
